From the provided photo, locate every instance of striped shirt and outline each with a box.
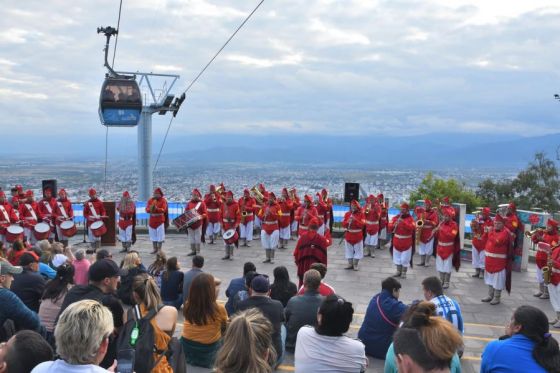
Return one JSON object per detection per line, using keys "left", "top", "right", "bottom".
{"left": 430, "top": 295, "right": 464, "bottom": 334}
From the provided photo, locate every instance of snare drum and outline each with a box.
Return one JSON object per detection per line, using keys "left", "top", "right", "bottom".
{"left": 6, "top": 225, "right": 24, "bottom": 243}
{"left": 60, "top": 220, "right": 77, "bottom": 238}
{"left": 223, "top": 229, "right": 239, "bottom": 245}
{"left": 34, "top": 222, "right": 51, "bottom": 240}
{"left": 173, "top": 209, "right": 202, "bottom": 230}
{"left": 90, "top": 221, "right": 107, "bottom": 237}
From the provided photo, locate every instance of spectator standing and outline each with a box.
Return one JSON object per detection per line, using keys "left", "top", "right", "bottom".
{"left": 182, "top": 255, "right": 204, "bottom": 302}
{"left": 38, "top": 263, "right": 74, "bottom": 346}
{"left": 225, "top": 261, "right": 256, "bottom": 316}
{"left": 422, "top": 276, "right": 464, "bottom": 334}
{"left": 214, "top": 309, "right": 276, "bottom": 373}
{"left": 148, "top": 252, "right": 167, "bottom": 288}
{"left": 270, "top": 266, "right": 298, "bottom": 307}
{"left": 238, "top": 275, "right": 286, "bottom": 365}
{"left": 181, "top": 272, "right": 227, "bottom": 368}
{"left": 72, "top": 250, "right": 90, "bottom": 286}
{"left": 358, "top": 277, "right": 407, "bottom": 359}
{"left": 117, "top": 251, "right": 146, "bottom": 306}
{"left": 0, "top": 261, "right": 42, "bottom": 340}
{"left": 481, "top": 305, "right": 560, "bottom": 373}
{"left": 11, "top": 252, "right": 46, "bottom": 313}
{"left": 32, "top": 300, "right": 114, "bottom": 373}
{"left": 296, "top": 262, "right": 335, "bottom": 296}
{"left": 0, "top": 330, "right": 53, "bottom": 373}
{"left": 295, "top": 295, "right": 367, "bottom": 372}
{"left": 285, "top": 269, "right": 324, "bottom": 352}
{"left": 160, "top": 256, "right": 184, "bottom": 310}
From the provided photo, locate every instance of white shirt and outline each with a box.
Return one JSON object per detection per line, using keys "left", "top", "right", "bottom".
{"left": 430, "top": 295, "right": 464, "bottom": 334}
{"left": 32, "top": 360, "right": 110, "bottom": 373}
{"left": 295, "top": 326, "right": 367, "bottom": 373}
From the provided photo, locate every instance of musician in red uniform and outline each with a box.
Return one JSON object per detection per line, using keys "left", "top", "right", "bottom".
{"left": 278, "top": 188, "right": 293, "bottom": 249}
{"left": 238, "top": 189, "right": 255, "bottom": 247}
{"left": 220, "top": 191, "right": 240, "bottom": 260}
{"left": 204, "top": 185, "right": 222, "bottom": 245}
{"left": 504, "top": 202, "right": 520, "bottom": 234}
{"left": 295, "top": 195, "right": 319, "bottom": 238}
{"left": 84, "top": 188, "right": 106, "bottom": 252}
{"left": 546, "top": 243, "right": 560, "bottom": 328}
{"left": 321, "top": 189, "right": 334, "bottom": 233}
{"left": 363, "top": 195, "right": 381, "bottom": 258}
{"left": 435, "top": 207, "right": 460, "bottom": 289}
{"left": 342, "top": 200, "right": 366, "bottom": 271}
{"left": 20, "top": 190, "right": 39, "bottom": 245}
{"left": 471, "top": 207, "right": 493, "bottom": 278}
{"left": 416, "top": 199, "right": 439, "bottom": 267}
{"left": 10, "top": 196, "right": 21, "bottom": 222}
{"left": 290, "top": 188, "right": 301, "bottom": 239}
{"left": 53, "top": 189, "right": 74, "bottom": 248}
{"left": 117, "top": 191, "right": 136, "bottom": 253}
{"left": 389, "top": 203, "right": 415, "bottom": 279}
{"left": 315, "top": 192, "right": 328, "bottom": 236}
{"left": 258, "top": 192, "right": 281, "bottom": 264}
{"left": 532, "top": 219, "right": 559, "bottom": 299}
{"left": 253, "top": 183, "right": 269, "bottom": 232}
{"left": 38, "top": 187, "right": 56, "bottom": 242}
{"left": 481, "top": 214, "right": 513, "bottom": 305}
{"left": 186, "top": 189, "right": 207, "bottom": 256}
{"left": 378, "top": 194, "right": 389, "bottom": 248}
{"left": 145, "top": 187, "right": 166, "bottom": 254}
{"left": 293, "top": 217, "right": 328, "bottom": 286}
{"left": 0, "top": 191, "right": 18, "bottom": 246}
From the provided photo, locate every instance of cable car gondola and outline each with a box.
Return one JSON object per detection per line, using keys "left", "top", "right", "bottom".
{"left": 97, "top": 26, "right": 142, "bottom": 127}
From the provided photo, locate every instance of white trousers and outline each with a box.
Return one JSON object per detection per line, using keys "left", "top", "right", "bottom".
{"left": 87, "top": 227, "right": 101, "bottom": 243}
{"left": 379, "top": 227, "right": 387, "bottom": 241}
{"left": 0, "top": 234, "right": 6, "bottom": 246}
{"left": 261, "top": 230, "right": 279, "bottom": 249}
{"left": 472, "top": 249, "right": 485, "bottom": 269}
{"left": 364, "top": 233, "right": 379, "bottom": 246}
{"left": 436, "top": 255, "right": 453, "bottom": 273}
{"left": 148, "top": 224, "right": 165, "bottom": 242}
{"left": 240, "top": 221, "right": 254, "bottom": 241}
{"left": 56, "top": 226, "right": 71, "bottom": 241}
{"left": 24, "top": 227, "right": 37, "bottom": 245}
{"left": 119, "top": 225, "right": 133, "bottom": 243}
{"left": 254, "top": 216, "right": 262, "bottom": 229}
{"left": 188, "top": 227, "right": 202, "bottom": 244}
{"left": 536, "top": 267, "right": 544, "bottom": 284}
{"left": 206, "top": 222, "right": 221, "bottom": 237}
{"left": 317, "top": 224, "right": 325, "bottom": 236}
{"left": 418, "top": 238, "right": 434, "bottom": 255}
{"left": 279, "top": 226, "right": 291, "bottom": 240}
{"left": 291, "top": 220, "right": 298, "bottom": 233}
{"left": 393, "top": 248, "right": 412, "bottom": 267}
{"left": 345, "top": 241, "right": 364, "bottom": 260}
{"left": 484, "top": 269, "right": 506, "bottom": 290}
{"left": 548, "top": 284, "right": 560, "bottom": 312}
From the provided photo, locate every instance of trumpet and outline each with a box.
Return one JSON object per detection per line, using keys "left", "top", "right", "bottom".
{"left": 250, "top": 186, "right": 264, "bottom": 205}
{"left": 215, "top": 184, "right": 224, "bottom": 194}
{"left": 525, "top": 228, "right": 544, "bottom": 239}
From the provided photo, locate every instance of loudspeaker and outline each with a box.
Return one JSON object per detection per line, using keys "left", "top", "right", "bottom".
{"left": 41, "top": 179, "right": 57, "bottom": 197}
{"left": 344, "top": 182, "right": 360, "bottom": 203}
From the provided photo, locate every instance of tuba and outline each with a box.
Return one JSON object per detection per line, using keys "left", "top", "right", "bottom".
{"left": 250, "top": 185, "right": 264, "bottom": 205}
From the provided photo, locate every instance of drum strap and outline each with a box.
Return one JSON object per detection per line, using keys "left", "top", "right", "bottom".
{"left": 0, "top": 205, "right": 10, "bottom": 222}
{"left": 195, "top": 202, "right": 202, "bottom": 211}
{"left": 25, "top": 204, "right": 37, "bottom": 221}
{"left": 42, "top": 201, "right": 53, "bottom": 214}
{"left": 57, "top": 202, "right": 68, "bottom": 218}
{"left": 88, "top": 202, "right": 99, "bottom": 219}
{"left": 14, "top": 210, "right": 20, "bottom": 220}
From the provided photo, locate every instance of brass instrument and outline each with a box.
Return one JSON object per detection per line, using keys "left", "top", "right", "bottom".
{"left": 339, "top": 214, "right": 354, "bottom": 245}
{"left": 470, "top": 211, "right": 482, "bottom": 239}
{"left": 543, "top": 244, "right": 557, "bottom": 285}
{"left": 392, "top": 214, "right": 402, "bottom": 234}
{"left": 525, "top": 228, "right": 545, "bottom": 239}
{"left": 415, "top": 213, "right": 424, "bottom": 242}
{"left": 250, "top": 186, "right": 264, "bottom": 204}
{"left": 215, "top": 184, "right": 224, "bottom": 194}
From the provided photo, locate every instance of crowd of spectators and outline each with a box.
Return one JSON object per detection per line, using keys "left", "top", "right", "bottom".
{"left": 2, "top": 237, "right": 560, "bottom": 373}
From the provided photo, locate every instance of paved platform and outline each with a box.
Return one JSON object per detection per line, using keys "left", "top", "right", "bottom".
{"left": 69, "top": 233, "right": 557, "bottom": 372}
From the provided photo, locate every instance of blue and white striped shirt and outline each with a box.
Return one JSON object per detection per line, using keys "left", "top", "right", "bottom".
{"left": 431, "top": 295, "right": 464, "bottom": 334}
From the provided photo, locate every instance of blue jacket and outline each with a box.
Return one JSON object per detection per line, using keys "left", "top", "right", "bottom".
{"left": 0, "top": 287, "right": 41, "bottom": 334}
{"left": 358, "top": 290, "right": 407, "bottom": 359}
{"left": 225, "top": 277, "right": 246, "bottom": 316}
{"left": 481, "top": 334, "right": 547, "bottom": 373}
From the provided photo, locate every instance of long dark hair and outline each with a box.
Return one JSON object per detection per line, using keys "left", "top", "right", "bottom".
{"left": 272, "top": 266, "right": 290, "bottom": 288}
{"left": 163, "top": 256, "right": 179, "bottom": 281}
{"left": 513, "top": 305, "right": 560, "bottom": 372}
{"left": 42, "top": 264, "right": 74, "bottom": 302}
{"left": 183, "top": 273, "right": 218, "bottom": 326}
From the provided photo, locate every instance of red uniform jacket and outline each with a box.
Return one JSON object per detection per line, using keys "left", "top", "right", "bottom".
{"left": 364, "top": 204, "right": 381, "bottom": 235}
{"left": 504, "top": 213, "right": 520, "bottom": 234}
{"left": 420, "top": 209, "right": 439, "bottom": 243}
{"left": 278, "top": 199, "right": 293, "bottom": 228}
{"left": 472, "top": 216, "right": 493, "bottom": 252}
{"left": 389, "top": 214, "right": 415, "bottom": 251}
{"left": 186, "top": 200, "right": 207, "bottom": 230}
{"left": 38, "top": 198, "right": 56, "bottom": 224}
{"left": 379, "top": 207, "right": 389, "bottom": 231}
{"left": 238, "top": 197, "right": 256, "bottom": 224}
{"left": 20, "top": 202, "right": 39, "bottom": 228}
{"left": 221, "top": 201, "right": 241, "bottom": 231}
{"left": 483, "top": 228, "right": 512, "bottom": 273}
{"left": 295, "top": 206, "right": 319, "bottom": 236}
{"left": 533, "top": 232, "right": 560, "bottom": 269}
{"left": 204, "top": 194, "right": 222, "bottom": 224}
{"left": 117, "top": 201, "right": 136, "bottom": 229}
{"left": 291, "top": 197, "right": 301, "bottom": 225}
{"left": 315, "top": 201, "right": 328, "bottom": 226}
{"left": 436, "top": 221, "right": 459, "bottom": 260}
{"left": 258, "top": 203, "right": 282, "bottom": 234}
{"left": 293, "top": 230, "right": 329, "bottom": 280}
{"left": 0, "top": 203, "right": 18, "bottom": 233}
{"left": 343, "top": 211, "right": 365, "bottom": 245}
{"left": 549, "top": 245, "right": 560, "bottom": 286}
{"left": 53, "top": 199, "right": 74, "bottom": 226}
{"left": 145, "top": 197, "right": 167, "bottom": 229}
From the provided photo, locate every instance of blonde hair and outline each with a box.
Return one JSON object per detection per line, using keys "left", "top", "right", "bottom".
{"left": 51, "top": 242, "right": 64, "bottom": 254}
{"left": 122, "top": 252, "right": 140, "bottom": 270}
{"left": 132, "top": 273, "right": 162, "bottom": 310}
{"left": 36, "top": 240, "right": 51, "bottom": 253}
{"left": 54, "top": 299, "right": 114, "bottom": 364}
{"left": 214, "top": 309, "right": 276, "bottom": 373}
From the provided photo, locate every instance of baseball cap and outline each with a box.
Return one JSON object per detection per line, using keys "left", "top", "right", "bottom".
{"left": 0, "top": 261, "right": 23, "bottom": 276}
{"left": 251, "top": 274, "right": 270, "bottom": 293}
{"left": 89, "top": 259, "right": 125, "bottom": 282}
{"left": 52, "top": 254, "right": 69, "bottom": 268}
{"left": 19, "top": 252, "right": 39, "bottom": 267}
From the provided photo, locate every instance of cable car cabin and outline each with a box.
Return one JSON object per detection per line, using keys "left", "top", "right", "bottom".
{"left": 99, "top": 78, "right": 142, "bottom": 126}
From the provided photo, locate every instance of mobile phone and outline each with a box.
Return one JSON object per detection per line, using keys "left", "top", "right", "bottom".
{"left": 116, "top": 348, "right": 135, "bottom": 373}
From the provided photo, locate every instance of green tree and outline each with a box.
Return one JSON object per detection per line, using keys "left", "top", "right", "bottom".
{"left": 409, "top": 172, "right": 483, "bottom": 213}
{"left": 475, "top": 179, "right": 515, "bottom": 211}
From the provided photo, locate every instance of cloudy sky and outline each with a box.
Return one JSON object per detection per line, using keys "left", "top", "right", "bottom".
{"left": 1, "top": 0, "right": 560, "bottom": 144}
